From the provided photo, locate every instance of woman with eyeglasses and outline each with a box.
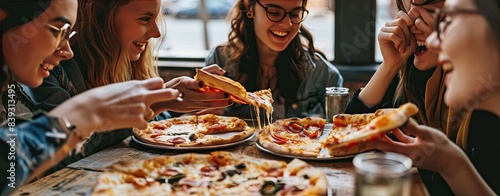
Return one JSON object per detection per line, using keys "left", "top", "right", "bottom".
{"left": 0, "top": 0, "right": 182, "bottom": 194}
{"left": 364, "top": 0, "right": 500, "bottom": 194}
{"left": 203, "top": 0, "right": 343, "bottom": 119}
{"left": 344, "top": 0, "right": 472, "bottom": 194}
{"left": 23, "top": 0, "right": 233, "bottom": 175}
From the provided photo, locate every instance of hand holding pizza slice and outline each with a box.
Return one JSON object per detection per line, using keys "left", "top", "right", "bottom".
{"left": 194, "top": 69, "right": 274, "bottom": 114}
{"left": 322, "top": 102, "right": 419, "bottom": 156}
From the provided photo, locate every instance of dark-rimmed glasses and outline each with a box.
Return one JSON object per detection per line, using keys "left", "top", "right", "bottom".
{"left": 255, "top": 0, "right": 309, "bottom": 24}
{"left": 434, "top": 8, "right": 481, "bottom": 41}
{"left": 46, "top": 23, "right": 77, "bottom": 49}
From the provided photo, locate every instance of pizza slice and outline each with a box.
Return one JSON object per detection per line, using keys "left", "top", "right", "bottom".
{"left": 133, "top": 114, "right": 254, "bottom": 147}
{"left": 196, "top": 114, "right": 247, "bottom": 134}
{"left": 133, "top": 116, "right": 199, "bottom": 146}
{"left": 259, "top": 117, "right": 327, "bottom": 157}
{"left": 194, "top": 69, "right": 274, "bottom": 114}
{"left": 322, "top": 102, "right": 419, "bottom": 155}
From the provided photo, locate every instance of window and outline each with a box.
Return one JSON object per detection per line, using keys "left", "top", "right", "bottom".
{"left": 159, "top": 0, "right": 396, "bottom": 63}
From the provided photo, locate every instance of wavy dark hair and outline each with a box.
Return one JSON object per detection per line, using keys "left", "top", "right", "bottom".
{"left": 222, "top": 0, "right": 325, "bottom": 104}
{"left": 0, "top": 0, "right": 51, "bottom": 92}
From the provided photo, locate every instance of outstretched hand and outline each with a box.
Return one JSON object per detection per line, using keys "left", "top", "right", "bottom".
{"left": 50, "top": 77, "right": 180, "bottom": 136}
{"left": 371, "top": 120, "right": 465, "bottom": 173}
{"left": 153, "top": 64, "right": 232, "bottom": 114}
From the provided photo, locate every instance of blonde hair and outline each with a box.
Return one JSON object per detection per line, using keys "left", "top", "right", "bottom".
{"left": 75, "top": 0, "right": 164, "bottom": 88}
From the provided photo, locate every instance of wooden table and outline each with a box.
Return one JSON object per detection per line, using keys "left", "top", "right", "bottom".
{"left": 12, "top": 136, "right": 429, "bottom": 196}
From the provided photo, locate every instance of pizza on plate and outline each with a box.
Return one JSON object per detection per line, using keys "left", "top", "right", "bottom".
{"left": 258, "top": 103, "right": 418, "bottom": 157}
{"left": 322, "top": 102, "right": 419, "bottom": 155}
{"left": 194, "top": 69, "right": 274, "bottom": 129}
{"left": 133, "top": 114, "right": 254, "bottom": 147}
{"left": 258, "top": 117, "right": 327, "bottom": 157}
{"left": 90, "top": 151, "right": 328, "bottom": 195}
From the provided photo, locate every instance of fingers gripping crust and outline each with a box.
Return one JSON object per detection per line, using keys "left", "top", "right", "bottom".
{"left": 194, "top": 69, "right": 250, "bottom": 104}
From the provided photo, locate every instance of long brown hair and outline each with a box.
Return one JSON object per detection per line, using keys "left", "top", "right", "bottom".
{"left": 393, "top": 0, "right": 442, "bottom": 115}
{"left": 223, "top": 0, "right": 325, "bottom": 103}
{"left": 74, "top": 0, "right": 164, "bottom": 89}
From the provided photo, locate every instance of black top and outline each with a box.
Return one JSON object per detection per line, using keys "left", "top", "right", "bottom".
{"left": 345, "top": 77, "right": 500, "bottom": 195}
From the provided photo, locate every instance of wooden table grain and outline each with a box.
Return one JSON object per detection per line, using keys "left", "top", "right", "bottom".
{"left": 12, "top": 136, "right": 429, "bottom": 196}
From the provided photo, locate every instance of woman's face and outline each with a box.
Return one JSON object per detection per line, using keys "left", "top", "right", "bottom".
{"left": 427, "top": 0, "right": 500, "bottom": 108}
{"left": 407, "top": 0, "right": 444, "bottom": 70}
{"left": 251, "top": 0, "right": 304, "bottom": 54}
{"left": 114, "top": 0, "right": 161, "bottom": 61}
{"left": 2, "top": 0, "right": 77, "bottom": 87}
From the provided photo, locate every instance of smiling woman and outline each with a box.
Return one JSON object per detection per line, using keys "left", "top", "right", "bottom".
{"left": 0, "top": 0, "right": 182, "bottom": 194}
{"left": 204, "top": 0, "right": 343, "bottom": 119}
{"left": 23, "top": 0, "right": 234, "bottom": 177}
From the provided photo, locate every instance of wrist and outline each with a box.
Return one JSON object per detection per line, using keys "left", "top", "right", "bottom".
{"left": 378, "top": 62, "right": 402, "bottom": 76}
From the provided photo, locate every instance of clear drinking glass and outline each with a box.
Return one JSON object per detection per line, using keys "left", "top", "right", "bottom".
{"left": 353, "top": 152, "right": 413, "bottom": 196}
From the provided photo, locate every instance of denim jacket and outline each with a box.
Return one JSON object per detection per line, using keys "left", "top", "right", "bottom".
{"left": 0, "top": 110, "right": 69, "bottom": 195}
{"left": 205, "top": 45, "right": 343, "bottom": 119}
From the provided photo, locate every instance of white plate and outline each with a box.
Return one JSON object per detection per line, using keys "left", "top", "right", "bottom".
{"left": 131, "top": 132, "right": 254, "bottom": 151}
{"left": 255, "top": 123, "right": 357, "bottom": 161}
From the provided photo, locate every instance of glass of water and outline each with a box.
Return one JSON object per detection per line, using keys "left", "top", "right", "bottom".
{"left": 353, "top": 152, "right": 413, "bottom": 196}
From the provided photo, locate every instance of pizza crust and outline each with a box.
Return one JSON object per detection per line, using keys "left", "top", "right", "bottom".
{"left": 194, "top": 69, "right": 250, "bottom": 104}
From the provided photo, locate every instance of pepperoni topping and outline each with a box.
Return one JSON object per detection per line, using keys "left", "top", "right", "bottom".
{"left": 286, "top": 122, "right": 303, "bottom": 133}
{"left": 150, "top": 133, "right": 162, "bottom": 138}
{"left": 159, "top": 167, "right": 181, "bottom": 177}
{"left": 166, "top": 137, "right": 186, "bottom": 144}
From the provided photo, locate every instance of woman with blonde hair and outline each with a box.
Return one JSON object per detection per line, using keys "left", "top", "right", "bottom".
{"left": 25, "top": 0, "right": 232, "bottom": 174}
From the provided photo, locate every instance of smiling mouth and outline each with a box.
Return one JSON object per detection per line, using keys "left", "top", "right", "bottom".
{"left": 416, "top": 40, "right": 427, "bottom": 52}
{"left": 133, "top": 41, "right": 147, "bottom": 47}
{"left": 271, "top": 30, "right": 288, "bottom": 37}
{"left": 40, "top": 63, "right": 55, "bottom": 71}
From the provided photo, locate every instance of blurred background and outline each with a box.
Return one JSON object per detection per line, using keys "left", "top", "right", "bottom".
{"left": 158, "top": 0, "right": 397, "bottom": 62}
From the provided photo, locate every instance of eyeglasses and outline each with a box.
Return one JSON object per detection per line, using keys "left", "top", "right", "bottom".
{"left": 434, "top": 8, "right": 481, "bottom": 41}
{"left": 255, "top": 0, "right": 309, "bottom": 24}
{"left": 46, "top": 23, "right": 77, "bottom": 49}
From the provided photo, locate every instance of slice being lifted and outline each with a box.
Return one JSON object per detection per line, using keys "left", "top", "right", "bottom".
{"left": 194, "top": 69, "right": 274, "bottom": 129}
{"left": 322, "top": 102, "right": 419, "bottom": 155}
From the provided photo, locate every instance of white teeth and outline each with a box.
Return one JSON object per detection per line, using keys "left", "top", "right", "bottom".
{"left": 417, "top": 40, "right": 426, "bottom": 47}
{"left": 442, "top": 63, "right": 453, "bottom": 72}
{"left": 40, "top": 63, "right": 54, "bottom": 71}
{"left": 271, "top": 31, "right": 288, "bottom": 37}
{"left": 133, "top": 41, "right": 147, "bottom": 47}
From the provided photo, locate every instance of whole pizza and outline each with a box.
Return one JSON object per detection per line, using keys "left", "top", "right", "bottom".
{"left": 90, "top": 151, "right": 328, "bottom": 195}
{"left": 259, "top": 103, "right": 419, "bottom": 157}
{"left": 133, "top": 114, "right": 254, "bottom": 147}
